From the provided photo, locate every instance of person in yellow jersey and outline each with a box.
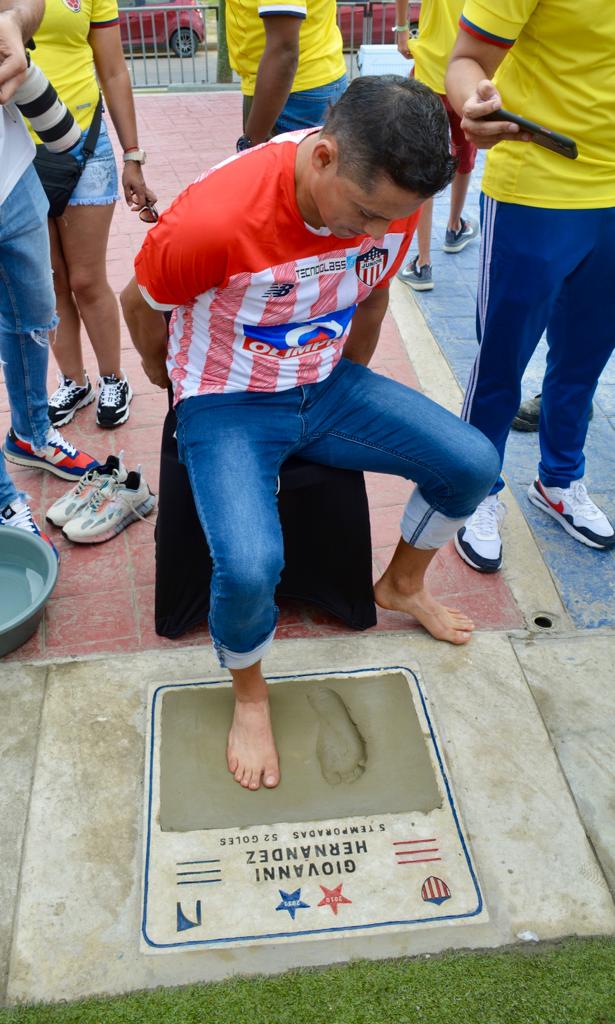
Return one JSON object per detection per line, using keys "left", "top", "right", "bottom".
{"left": 395, "top": 0, "right": 479, "bottom": 291}
{"left": 445, "top": 0, "right": 615, "bottom": 572}
{"left": 225, "top": 0, "right": 347, "bottom": 151}
{"left": 28, "top": 0, "right": 156, "bottom": 431}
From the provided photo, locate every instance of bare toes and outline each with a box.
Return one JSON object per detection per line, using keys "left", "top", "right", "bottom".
{"left": 264, "top": 765, "right": 280, "bottom": 788}
{"left": 451, "top": 630, "right": 472, "bottom": 645}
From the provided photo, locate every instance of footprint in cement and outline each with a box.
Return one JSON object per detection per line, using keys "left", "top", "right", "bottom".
{"left": 307, "top": 688, "right": 367, "bottom": 786}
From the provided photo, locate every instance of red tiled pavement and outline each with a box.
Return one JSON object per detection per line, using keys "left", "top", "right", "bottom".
{"left": 1, "top": 93, "right": 522, "bottom": 662}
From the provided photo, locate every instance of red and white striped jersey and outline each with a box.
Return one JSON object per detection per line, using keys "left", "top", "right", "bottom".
{"left": 134, "top": 131, "right": 419, "bottom": 402}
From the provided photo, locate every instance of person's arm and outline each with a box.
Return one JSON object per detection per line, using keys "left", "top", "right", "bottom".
{"left": 342, "top": 285, "right": 390, "bottom": 366}
{"left": 0, "top": 0, "right": 44, "bottom": 102}
{"left": 244, "top": 14, "right": 301, "bottom": 145}
{"left": 89, "top": 24, "right": 157, "bottom": 209}
{"left": 120, "top": 277, "right": 170, "bottom": 389}
{"left": 445, "top": 25, "right": 530, "bottom": 149}
{"left": 394, "top": 0, "right": 412, "bottom": 60}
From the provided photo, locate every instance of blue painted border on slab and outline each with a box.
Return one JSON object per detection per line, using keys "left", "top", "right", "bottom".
{"left": 141, "top": 667, "right": 484, "bottom": 949}
{"left": 408, "top": 153, "right": 615, "bottom": 628}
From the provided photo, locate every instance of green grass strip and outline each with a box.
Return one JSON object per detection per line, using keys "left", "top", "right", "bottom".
{"left": 2, "top": 937, "right": 614, "bottom": 1024}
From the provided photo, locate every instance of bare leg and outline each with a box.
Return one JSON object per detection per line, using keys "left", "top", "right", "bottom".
{"left": 374, "top": 539, "right": 474, "bottom": 644}
{"left": 226, "top": 661, "right": 280, "bottom": 791}
{"left": 416, "top": 197, "right": 433, "bottom": 267}
{"left": 448, "top": 171, "right": 472, "bottom": 233}
{"left": 54, "top": 204, "right": 121, "bottom": 379}
{"left": 48, "top": 218, "right": 87, "bottom": 384}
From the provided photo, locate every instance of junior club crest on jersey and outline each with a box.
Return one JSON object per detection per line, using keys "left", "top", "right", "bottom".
{"left": 355, "top": 245, "right": 388, "bottom": 286}
{"left": 63, "top": 0, "right": 81, "bottom": 10}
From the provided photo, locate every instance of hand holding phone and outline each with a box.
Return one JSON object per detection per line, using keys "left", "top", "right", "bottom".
{"left": 480, "top": 108, "right": 578, "bottom": 160}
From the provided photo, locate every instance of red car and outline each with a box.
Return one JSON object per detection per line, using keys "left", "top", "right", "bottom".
{"left": 119, "top": 0, "right": 205, "bottom": 58}
{"left": 338, "top": 1, "right": 421, "bottom": 49}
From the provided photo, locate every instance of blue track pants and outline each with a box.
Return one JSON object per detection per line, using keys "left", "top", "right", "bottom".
{"left": 462, "top": 195, "right": 615, "bottom": 493}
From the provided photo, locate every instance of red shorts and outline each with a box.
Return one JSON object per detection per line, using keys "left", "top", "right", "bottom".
{"left": 441, "top": 93, "right": 477, "bottom": 174}
{"left": 410, "top": 66, "right": 477, "bottom": 174}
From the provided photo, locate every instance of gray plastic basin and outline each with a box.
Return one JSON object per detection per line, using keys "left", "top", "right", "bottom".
{"left": 0, "top": 528, "right": 58, "bottom": 657}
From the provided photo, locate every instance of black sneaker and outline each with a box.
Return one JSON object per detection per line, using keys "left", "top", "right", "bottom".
{"left": 48, "top": 373, "right": 95, "bottom": 427}
{"left": 512, "top": 393, "right": 594, "bottom": 432}
{"left": 96, "top": 373, "right": 133, "bottom": 429}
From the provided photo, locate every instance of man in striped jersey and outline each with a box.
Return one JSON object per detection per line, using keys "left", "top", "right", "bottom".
{"left": 121, "top": 76, "right": 500, "bottom": 791}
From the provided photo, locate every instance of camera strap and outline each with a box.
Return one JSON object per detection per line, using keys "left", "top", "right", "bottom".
{"left": 81, "top": 93, "right": 103, "bottom": 162}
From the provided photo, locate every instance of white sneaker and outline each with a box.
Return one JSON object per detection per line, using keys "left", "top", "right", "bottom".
{"left": 63, "top": 466, "right": 156, "bottom": 544}
{"left": 454, "top": 494, "right": 507, "bottom": 573}
{"left": 528, "top": 478, "right": 615, "bottom": 549}
{"left": 0, "top": 498, "right": 58, "bottom": 558}
{"left": 46, "top": 452, "right": 127, "bottom": 527}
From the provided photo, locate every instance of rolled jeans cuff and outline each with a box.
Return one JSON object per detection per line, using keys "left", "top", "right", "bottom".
{"left": 401, "top": 488, "right": 467, "bottom": 550}
{"left": 214, "top": 628, "right": 276, "bottom": 670}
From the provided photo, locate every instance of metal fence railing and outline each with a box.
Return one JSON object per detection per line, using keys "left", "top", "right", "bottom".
{"left": 119, "top": 3, "right": 220, "bottom": 88}
{"left": 118, "top": 1, "right": 420, "bottom": 89}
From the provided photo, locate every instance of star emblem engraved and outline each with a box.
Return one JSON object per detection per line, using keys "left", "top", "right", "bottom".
{"left": 317, "top": 883, "right": 352, "bottom": 916}
{"left": 275, "top": 888, "right": 310, "bottom": 920}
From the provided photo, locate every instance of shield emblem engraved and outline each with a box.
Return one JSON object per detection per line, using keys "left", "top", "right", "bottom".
{"left": 355, "top": 245, "right": 388, "bottom": 287}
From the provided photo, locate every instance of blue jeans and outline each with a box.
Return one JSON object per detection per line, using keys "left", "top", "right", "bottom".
{"left": 464, "top": 195, "right": 615, "bottom": 493}
{"left": 274, "top": 74, "right": 348, "bottom": 133}
{"left": 0, "top": 164, "right": 56, "bottom": 507}
{"left": 176, "top": 359, "right": 499, "bottom": 668}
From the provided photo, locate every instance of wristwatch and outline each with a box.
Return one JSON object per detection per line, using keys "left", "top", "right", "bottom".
{"left": 123, "top": 148, "right": 147, "bottom": 164}
{"left": 236, "top": 134, "right": 253, "bottom": 153}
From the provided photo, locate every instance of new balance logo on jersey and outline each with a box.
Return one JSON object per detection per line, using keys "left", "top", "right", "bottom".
{"left": 262, "top": 282, "right": 295, "bottom": 299}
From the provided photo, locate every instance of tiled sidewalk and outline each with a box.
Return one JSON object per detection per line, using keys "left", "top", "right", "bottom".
{"left": 1, "top": 93, "right": 522, "bottom": 662}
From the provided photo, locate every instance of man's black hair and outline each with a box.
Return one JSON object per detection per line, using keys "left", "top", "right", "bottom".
{"left": 322, "top": 75, "right": 457, "bottom": 198}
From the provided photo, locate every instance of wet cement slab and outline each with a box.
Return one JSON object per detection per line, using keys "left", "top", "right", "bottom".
{"left": 145, "top": 667, "right": 484, "bottom": 951}
{"left": 159, "top": 671, "right": 440, "bottom": 832}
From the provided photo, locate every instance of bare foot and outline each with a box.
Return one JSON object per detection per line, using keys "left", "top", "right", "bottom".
{"left": 226, "top": 697, "right": 280, "bottom": 791}
{"left": 374, "top": 576, "right": 475, "bottom": 645}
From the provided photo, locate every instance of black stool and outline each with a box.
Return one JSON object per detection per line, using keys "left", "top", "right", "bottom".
{"left": 154, "top": 402, "right": 377, "bottom": 638}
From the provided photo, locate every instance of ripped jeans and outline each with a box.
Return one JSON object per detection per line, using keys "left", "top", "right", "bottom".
{"left": 0, "top": 164, "right": 57, "bottom": 507}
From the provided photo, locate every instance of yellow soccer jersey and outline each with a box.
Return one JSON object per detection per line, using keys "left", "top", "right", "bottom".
{"left": 460, "top": 0, "right": 615, "bottom": 208}
{"left": 226, "top": 0, "right": 346, "bottom": 97}
{"left": 31, "top": 0, "right": 119, "bottom": 136}
{"left": 411, "top": 0, "right": 464, "bottom": 96}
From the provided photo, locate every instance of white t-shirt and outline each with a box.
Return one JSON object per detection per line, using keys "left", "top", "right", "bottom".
{"left": 0, "top": 102, "right": 35, "bottom": 206}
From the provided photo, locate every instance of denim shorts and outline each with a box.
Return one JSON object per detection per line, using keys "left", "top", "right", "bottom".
{"left": 275, "top": 74, "right": 348, "bottom": 133}
{"left": 68, "top": 117, "right": 120, "bottom": 207}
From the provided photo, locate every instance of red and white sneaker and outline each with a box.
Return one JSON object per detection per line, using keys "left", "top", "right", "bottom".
{"left": 528, "top": 478, "right": 615, "bottom": 549}
{"left": 3, "top": 428, "right": 98, "bottom": 481}
{"left": 0, "top": 499, "right": 58, "bottom": 559}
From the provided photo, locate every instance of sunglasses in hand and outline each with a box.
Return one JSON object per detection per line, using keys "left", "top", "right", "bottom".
{"left": 137, "top": 203, "right": 159, "bottom": 224}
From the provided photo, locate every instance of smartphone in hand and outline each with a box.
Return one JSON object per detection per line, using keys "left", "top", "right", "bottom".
{"left": 480, "top": 108, "right": 578, "bottom": 160}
